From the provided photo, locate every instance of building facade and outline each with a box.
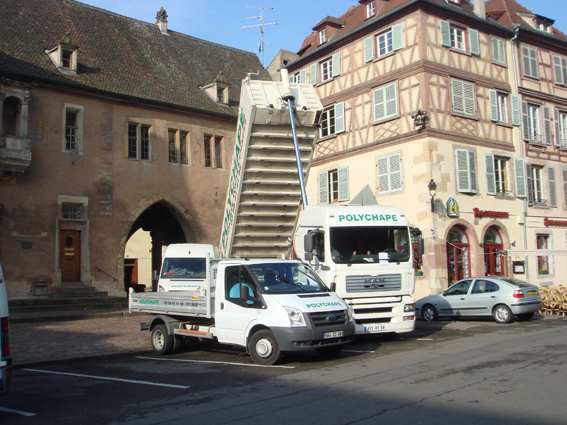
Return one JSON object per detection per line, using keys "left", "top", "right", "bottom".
{"left": 283, "top": 0, "right": 567, "bottom": 297}
{"left": 0, "top": 0, "right": 270, "bottom": 298}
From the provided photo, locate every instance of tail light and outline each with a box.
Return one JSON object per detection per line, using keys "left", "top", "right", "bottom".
{"left": 1, "top": 317, "right": 9, "bottom": 358}
{"left": 512, "top": 290, "right": 525, "bottom": 299}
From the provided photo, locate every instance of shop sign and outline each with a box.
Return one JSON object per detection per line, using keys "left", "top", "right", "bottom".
{"left": 473, "top": 208, "right": 509, "bottom": 218}
{"left": 447, "top": 197, "right": 459, "bottom": 217}
{"left": 543, "top": 218, "right": 567, "bottom": 227}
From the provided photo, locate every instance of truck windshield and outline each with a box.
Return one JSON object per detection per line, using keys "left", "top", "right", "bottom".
{"left": 247, "top": 263, "right": 329, "bottom": 294}
{"left": 330, "top": 226, "right": 411, "bottom": 264}
{"left": 160, "top": 258, "right": 206, "bottom": 279}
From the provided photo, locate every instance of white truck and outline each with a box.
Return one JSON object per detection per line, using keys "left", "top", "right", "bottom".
{"left": 157, "top": 244, "right": 217, "bottom": 292}
{"left": 0, "top": 261, "right": 11, "bottom": 396}
{"left": 130, "top": 258, "right": 355, "bottom": 365}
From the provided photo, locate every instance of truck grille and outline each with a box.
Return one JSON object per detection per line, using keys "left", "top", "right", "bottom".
{"left": 309, "top": 310, "right": 347, "bottom": 327}
{"left": 346, "top": 274, "right": 402, "bottom": 293}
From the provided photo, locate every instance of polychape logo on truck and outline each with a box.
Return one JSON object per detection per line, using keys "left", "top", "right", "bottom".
{"left": 135, "top": 299, "right": 160, "bottom": 305}
{"left": 338, "top": 214, "right": 398, "bottom": 223}
{"left": 305, "top": 301, "right": 343, "bottom": 309}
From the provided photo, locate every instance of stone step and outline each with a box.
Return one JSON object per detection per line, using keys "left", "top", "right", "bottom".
{"left": 8, "top": 296, "right": 128, "bottom": 313}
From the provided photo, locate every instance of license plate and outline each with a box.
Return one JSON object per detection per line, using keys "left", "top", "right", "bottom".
{"left": 528, "top": 290, "right": 536, "bottom": 295}
{"left": 323, "top": 331, "right": 343, "bottom": 339}
{"left": 364, "top": 324, "right": 386, "bottom": 332}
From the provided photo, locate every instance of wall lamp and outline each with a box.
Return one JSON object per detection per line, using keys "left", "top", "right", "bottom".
{"left": 411, "top": 109, "right": 427, "bottom": 129}
{"left": 428, "top": 179, "right": 437, "bottom": 213}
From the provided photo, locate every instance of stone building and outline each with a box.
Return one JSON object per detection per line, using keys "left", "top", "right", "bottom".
{"left": 282, "top": 0, "right": 567, "bottom": 297}
{"left": 0, "top": 0, "right": 270, "bottom": 298}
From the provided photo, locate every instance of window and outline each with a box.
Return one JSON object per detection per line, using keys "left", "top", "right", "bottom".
{"left": 489, "top": 90, "right": 508, "bottom": 123}
{"left": 537, "top": 234, "right": 549, "bottom": 274}
{"left": 366, "top": 1, "right": 375, "bottom": 19}
{"left": 128, "top": 123, "right": 151, "bottom": 160}
{"left": 373, "top": 82, "right": 398, "bottom": 121}
{"left": 62, "top": 50, "right": 73, "bottom": 69}
{"left": 522, "top": 102, "right": 551, "bottom": 145}
{"left": 290, "top": 70, "right": 306, "bottom": 84}
{"left": 225, "top": 266, "right": 258, "bottom": 307}
{"left": 63, "top": 104, "right": 83, "bottom": 153}
{"left": 168, "top": 129, "right": 189, "bottom": 165}
{"left": 450, "top": 26, "right": 465, "bottom": 51}
{"left": 492, "top": 37, "right": 506, "bottom": 65}
{"left": 311, "top": 54, "right": 340, "bottom": 85}
{"left": 204, "top": 135, "right": 223, "bottom": 168}
{"left": 555, "top": 110, "right": 567, "bottom": 147}
{"left": 364, "top": 25, "right": 403, "bottom": 62}
{"left": 320, "top": 57, "right": 332, "bottom": 82}
{"left": 485, "top": 154, "right": 510, "bottom": 196}
{"left": 318, "top": 167, "right": 349, "bottom": 204}
{"left": 217, "top": 86, "right": 225, "bottom": 104}
{"left": 522, "top": 46, "right": 539, "bottom": 78}
{"left": 377, "top": 30, "right": 393, "bottom": 57}
{"left": 46, "top": 33, "right": 78, "bottom": 74}
{"left": 455, "top": 149, "right": 478, "bottom": 193}
{"left": 440, "top": 21, "right": 479, "bottom": 55}
{"left": 536, "top": 21, "right": 550, "bottom": 33}
{"left": 62, "top": 204, "right": 82, "bottom": 219}
{"left": 320, "top": 103, "right": 345, "bottom": 138}
{"left": 451, "top": 79, "right": 476, "bottom": 117}
{"left": 472, "top": 280, "right": 500, "bottom": 294}
{"left": 526, "top": 164, "right": 545, "bottom": 206}
{"left": 377, "top": 153, "right": 402, "bottom": 194}
{"left": 553, "top": 55, "right": 567, "bottom": 86}
{"left": 448, "top": 0, "right": 461, "bottom": 4}
{"left": 319, "top": 28, "right": 327, "bottom": 45}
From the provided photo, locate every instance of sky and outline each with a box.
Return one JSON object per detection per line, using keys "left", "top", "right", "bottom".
{"left": 76, "top": 0, "right": 566, "bottom": 67}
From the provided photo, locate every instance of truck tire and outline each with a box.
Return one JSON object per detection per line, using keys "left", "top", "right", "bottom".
{"left": 248, "top": 330, "right": 282, "bottom": 365}
{"left": 151, "top": 324, "right": 175, "bottom": 355}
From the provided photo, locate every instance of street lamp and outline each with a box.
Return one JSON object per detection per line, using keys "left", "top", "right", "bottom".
{"left": 428, "top": 179, "right": 437, "bottom": 213}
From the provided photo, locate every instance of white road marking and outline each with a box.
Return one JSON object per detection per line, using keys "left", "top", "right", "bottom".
{"left": 343, "top": 350, "right": 375, "bottom": 353}
{"left": 0, "top": 406, "right": 37, "bottom": 416}
{"left": 137, "top": 356, "right": 296, "bottom": 369}
{"left": 398, "top": 338, "right": 433, "bottom": 341}
{"left": 23, "top": 369, "right": 190, "bottom": 389}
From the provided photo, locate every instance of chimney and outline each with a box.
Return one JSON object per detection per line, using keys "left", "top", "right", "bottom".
{"left": 473, "top": 0, "right": 486, "bottom": 19}
{"left": 156, "top": 7, "right": 168, "bottom": 34}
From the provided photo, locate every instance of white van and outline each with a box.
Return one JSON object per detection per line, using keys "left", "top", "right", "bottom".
{"left": 0, "top": 261, "right": 11, "bottom": 396}
{"left": 158, "top": 244, "right": 217, "bottom": 292}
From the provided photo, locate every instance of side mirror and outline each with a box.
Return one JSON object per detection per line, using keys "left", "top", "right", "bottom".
{"left": 304, "top": 252, "right": 313, "bottom": 261}
{"left": 304, "top": 233, "right": 314, "bottom": 252}
{"left": 330, "top": 281, "right": 336, "bottom": 292}
{"left": 417, "top": 238, "right": 424, "bottom": 256}
{"left": 442, "top": 290, "right": 447, "bottom": 296}
{"left": 240, "top": 284, "right": 253, "bottom": 302}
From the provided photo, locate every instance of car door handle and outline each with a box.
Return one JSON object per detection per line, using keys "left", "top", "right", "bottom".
{"left": 491, "top": 296, "right": 496, "bottom": 298}
{"left": 220, "top": 302, "right": 224, "bottom": 310}
{"left": 460, "top": 298, "right": 465, "bottom": 300}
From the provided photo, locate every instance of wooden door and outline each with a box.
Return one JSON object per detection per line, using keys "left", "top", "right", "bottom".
{"left": 60, "top": 230, "right": 81, "bottom": 282}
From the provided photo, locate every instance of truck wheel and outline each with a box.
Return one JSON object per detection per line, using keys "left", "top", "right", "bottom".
{"left": 248, "top": 330, "right": 282, "bottom": 365}
{"left": 151, "top": 324, "right": 174, "bottom": 355}
{"left": 316, "top": 346, "right": 343, "bottom": 357}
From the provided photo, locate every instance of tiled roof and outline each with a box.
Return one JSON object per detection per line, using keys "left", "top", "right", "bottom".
{"left": 0, "top": 0, "right": 271, "bottom": 117}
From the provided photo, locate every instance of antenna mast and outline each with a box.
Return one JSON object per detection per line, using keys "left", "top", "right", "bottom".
{"left": 241, "top": 5, "right": 279, "bottom": 66}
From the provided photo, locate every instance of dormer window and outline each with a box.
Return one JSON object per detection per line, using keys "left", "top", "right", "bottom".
{"left": 536, "top": 21, "right": 550, "bottom": 33}
{"left": 46, "top": 32, "right": 78, "bottom": 75}
{"left": 202, "top": 72, "right": 230, "bottom": 105}
{"left": 217, "top": 86, "right": 225, "bottom": 104}
{"left": 319, "top": 28, "right": 327, "bottom": 45}
{"left": 366, "top": 1, "right": 375, "bottom": 19}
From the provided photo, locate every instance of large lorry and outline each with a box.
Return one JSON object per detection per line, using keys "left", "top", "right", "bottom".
{"left": 0, "top": 261, "right": 11, "bottom": 396}
{"left": 130, "top": 257, "right": 355, "bottom": 365}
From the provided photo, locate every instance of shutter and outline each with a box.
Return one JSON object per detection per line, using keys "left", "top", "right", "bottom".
{"left": 334, "top": 102, "right": 345, "bottom": 134}
{"left": 377, "top": 157, "right": 390, "bottom": 194}
{"left": 468, "top": 29, "right": 480, "bottom": 56}
{"left": 332, "top": 53, "right": 341, "bottom": 77}
{"left": 373, "top": 87, "right": 385, "bottom": 121}
{"left": 555, "top": 109, "right": 562, "bottom": 146}
{"left": 526, "top": 163, "right": 534, "bottom": 205}
{"left": 310, "top": 63, "right": 317, "bottom": 85}
{"left": 451, "top": 80, "right": 464, "bottom": 114}
{"left": 553, "top": 56, "right": 564, "bottom": 85}
{"left": 364, "top": 36, "right": 374, "bottom": 63}
{"left": 492, "top": 37, "right": 505, "bottom": 64}
{"left": 468, "top": 150, "right": 478, "bottom": 193}
{"left": 530, "top": 48, "right": 538, "bottom": 78}
{"left": 455, "top": 149, "right": 471, "bottom": 193}
{"left": 385, "top": 83, "right": 398, "bottom": 118}
{"left": 485, "top": 153, "right": 496, "bottom": 195}
{"left": 511, "top": 94, "right": 521, "bottom": 126}
{"left": 440, "top": 20, "right": 451, "bottom": 47}
{"left": 299, "top": 69, "right": 307, "bottom": 84}
{"left": 514, "top": 157, "right": 527, "bottom": 198}
{"left": 489, "top": 90, "right": 499, "bottom": 122}
{"left": 521, "top": 101, "right": 530, "bottom": 140}
{"left": 463, "top": 81, "right": 475, "bottom": 116}
{"left": 563, "top": 168, "right": 567, "bottom": 207}
{"left": 318, "top": 171, "right": 329, "bottom": 205}
{"left": 548, "top": 167, "right": 557, "bottom": 207}
{"left": 543, "top": 106, "right": 552, "bottom": 145}
{"left": 522, "top": 47, "right": 532, "bottom": 77}
{"left": 392, "top": 24, "right": 403, "bottom": 51}
{"left": 390, "top": 154, "right": 402, "bottom": 192}
{"left": 338, "top": 166, "right": 349, "bottom": 201}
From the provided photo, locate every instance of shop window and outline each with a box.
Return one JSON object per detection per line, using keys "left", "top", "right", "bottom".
{"left": 446, "top": 227, "right": 470, "bottom": 284}
{"left": 537, "top": 234, "right": 549, "bottom": 274}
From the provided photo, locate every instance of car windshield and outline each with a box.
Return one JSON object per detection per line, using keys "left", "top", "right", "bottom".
{"left": 498, "top": 277, "right": 535, "bottom": 288}
{"left": 160, "top": 258, "right": 206, "bottom": 279}
{"left": 330, "top": 226, "right": 411, "bottom": 264}
{"left": 247, "top": 263, "right": 329, "bottom": 294}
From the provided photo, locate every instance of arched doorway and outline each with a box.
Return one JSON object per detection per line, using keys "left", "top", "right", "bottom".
{"left": 483, "top": 226, "right": 504, "bottom": 276}
{"left": 446, "top": 226, "right": 471, "bottom": 284}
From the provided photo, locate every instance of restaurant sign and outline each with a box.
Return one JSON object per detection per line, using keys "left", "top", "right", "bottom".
{"left": 543, "top": 218, "right": 567, "bottom": 227}
{"left": 473, "top": 208, "right": 509, "bottom": 218}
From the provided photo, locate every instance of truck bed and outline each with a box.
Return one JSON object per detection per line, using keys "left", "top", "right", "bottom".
{"left": 129, "top": 289, "right": 212, "bottom": 317}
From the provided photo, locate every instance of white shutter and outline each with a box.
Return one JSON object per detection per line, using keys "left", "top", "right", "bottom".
{"left": 451, "top": 80, "right": 464, "bottom": 114}
{"left": 468, "top": 150, "right": 478, "bottom": 193}
{"left": 562, "top": 168, "right": 567, "bottom": 207}
{"left": 526, "top": 163, "right": 534, "bottom": 205}
{"left": 364, "top": 36, "right": 374, "bottom": 63}
{"left": 334, "top": 102, "right": 345, "bottom": 134}
{"left": 489, "top": 89, "right": 499, "bottom": 122}
{"left": 310, "top": 63, "right": 317, "bottom": 85}
{"left": 440, "top": 20, "right": 451, "bottom": 47}
{"left": 373, "top": 87, "right": 385, "bottom": 121}
{"left": 392, "top": 24, "right": 403, "bottom": 51}
{"left": 377, "top": 156, "right": 390, "bottom": 194}
{"left": 299, "top": 69, "right": 307, "bottom": 84}
{"left": 338, "top": 166, "right": 349, "bottom": 201}
{"left": 511, "top": 94, "right": 521, "bottom": 126}
{"left": 463, "top": 81, "right": 476, "bottom": 116}
{"left": 521, "top": 101, "right": 530, "bottom": 140}
{"left": 332, "top": 53, "right": 341, "bottom": 77}
{"left": 552, "top": 55, "right": 567, "bottom": 85}
{"left": 514, "top": 157, "right": 526, "bottom": 198}
{"left": 492, "top": 37, "right": 505, "bottom": 64}
{"left": 548, "top": 166, "right": 557, "bottom": 207}
{"left": 390, "top": 154, "right": 402, "bottom": 192}
{"left": 468, "top": 29, "right": 480, "bottom": 56}
{"left": 455, "top": 149, "right": 471, "bottom": 193}
{"left": 318, "top": 171, "right": 329, "bottom": 205}
{"left": 485, "top": 153, "right": 496, "bottom": 195}
{"left": 377, "top": 154, "right": 402, "bottom": 194}
{"left": 385, "top": 83, "right": 398, "bottom": 118}
{"left": 555, "top": 109, "right": 562, "bottom": 146}
{"left": 543, "top": 106, "right": 552, "bottom": 145}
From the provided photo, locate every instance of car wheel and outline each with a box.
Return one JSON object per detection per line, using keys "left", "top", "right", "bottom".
{"left": 248, "top": 329, "right": 282, "bottom": 365}
{"left": 422, "top": 304, "right": 438, "bottom": 322}
{"left": 518, "top": 312, "right": 534, "bottom": 321}
{"left": 493, "top": 305, "right": 512, "bottom": 324}
{"left": 151, "top": 324, "right": 174, "bottom": 355}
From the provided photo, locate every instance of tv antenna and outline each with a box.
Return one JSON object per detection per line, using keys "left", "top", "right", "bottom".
{"left": 241, "top": 6, "right": 279, "bottom": 66}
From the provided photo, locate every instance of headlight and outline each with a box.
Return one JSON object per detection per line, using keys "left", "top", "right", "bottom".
{"left": 284, "top": 306, "right": 306, "bottom": 327}
{"left": 347, "top": 304, "right": 354, "bottom": 322}
{"left": 404, "top": 303, "right": 416, "bottom": 312}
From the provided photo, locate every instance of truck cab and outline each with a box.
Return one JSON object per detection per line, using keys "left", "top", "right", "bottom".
{"left": 157, "top": 244, "right": 217, "bottom": 292}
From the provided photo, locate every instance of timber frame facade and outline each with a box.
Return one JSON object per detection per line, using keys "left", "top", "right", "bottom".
{"left": 284, "top": 0, "right": 567, "bottom": 297}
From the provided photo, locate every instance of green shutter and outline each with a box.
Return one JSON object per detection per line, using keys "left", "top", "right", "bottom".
{"left": 455, "top": 149, "right": 471, "bottom": 193}
{"left": 511, "top": 95, "right": 521, "bottom": 126}
{"left": 548, "top": 166, "right": 557, "bottom": 207}
{"left": 521, "top": 101, "right": 530, "bottom": 140}
{"left": 338, "top": 166, "right": 349, "bottom": 202}
{"left": 392, "top": 24, "right": 403, "bottom": 51}
{"left": 485, "top": 153, "right": 496, "bottom": 195}
{"left": 468, "top": 29, "right": 480, "bottom": 56}
{"left": 543, "top": 106, "right": 552, "bottom": 145}
{"left": 451, "top": 80, "right": 464, "bottom": 114}
{"left": 334, "top": 102, "right": 345, "bottom": 134}
{"left": 364, "top": 36, "right": 374, "bottom": 63}
{"left": 318, "top": 171, "right": 329, "bottom": 205}
{"left": 514, "top": 157, "right": 526, "bottom": 198}
{"left": 299, "top": 69, "right": 307, "bottom": 84}
{"left": 332, "top": 53, "right": 341, "bottom": 77}
{"left": 310, "top": 63, "right": 317, "bottom": 85}
{"left": 489, "top": 89, "right": 499, "bottom": 122}
{"left": 440, "top": 20, "right": 451, "bottom": 47}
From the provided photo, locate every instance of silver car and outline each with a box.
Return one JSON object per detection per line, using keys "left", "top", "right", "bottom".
{"left": 416, "top": 277, "right": 541, "bottom": 324}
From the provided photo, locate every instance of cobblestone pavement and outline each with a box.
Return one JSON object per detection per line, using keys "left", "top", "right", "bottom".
{"left": 9, "top": 314, "right": 153, "bottom": 366}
